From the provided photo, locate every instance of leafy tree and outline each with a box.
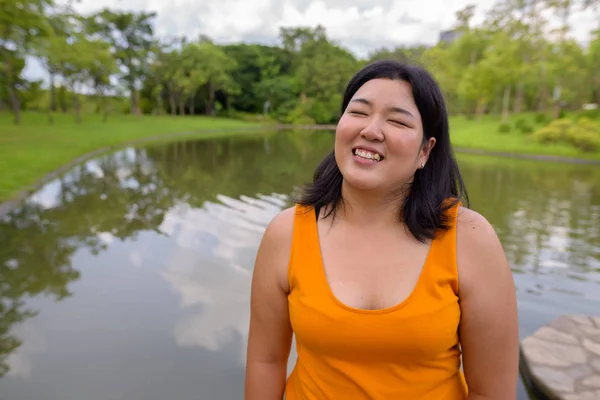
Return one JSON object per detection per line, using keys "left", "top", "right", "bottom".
{"left": 0, "top": 0, "right": 54, "bottom": 123}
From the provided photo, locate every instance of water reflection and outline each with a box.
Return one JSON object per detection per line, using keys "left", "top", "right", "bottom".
{"left": 459, "top": 154, "right": 600, "bottom": 302}
{"left": 0, "top": 131, "right": 598, "bottom": 400}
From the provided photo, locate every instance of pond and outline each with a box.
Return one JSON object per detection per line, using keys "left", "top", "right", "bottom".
{"left": 1, "top": 130, "right": 599, "bottom": 400}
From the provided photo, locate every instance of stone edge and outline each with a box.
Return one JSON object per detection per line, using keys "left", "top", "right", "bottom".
{"left": 519, "top": 346, "right": 560, "bottom": 400}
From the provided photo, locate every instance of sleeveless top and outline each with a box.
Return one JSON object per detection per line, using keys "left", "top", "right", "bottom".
{"left": 285, "top": 202, "right": 468, "bottom": 399}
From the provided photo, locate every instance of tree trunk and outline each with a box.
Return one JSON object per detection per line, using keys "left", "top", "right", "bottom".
{"left": 502, "top": 85, "right": 511, "bottom": 124}
{"left": 206, "top": 81, "right": 215, "bottom": 116}
{"left": 74, "top": 92, "right": 82, "bottom": 124}
{"left": 168, "top": 82, "right": 176, "bottom": 116}
{"left": 48, "top": 105, "right": 54, "bottom": 124}
{"left": 188, "top": 94, "right": 194, "bottom": 115}
{"left": 514, "top": 82, "right": 524, "bottom": 114}
{"left": 552, "top": 84, "right": 561, "bottom": 119}
{"left": 49, "top": 72, "right": 56, "bottom": 112}
{"left": 2, "top": 50, "right": 21, "bottom": 124}
{"left": 476, "top": 98, "right": 485, "bottom": 122}
{"left": 99, "top": 88, "right": 108, "bottom": 122}
{"left": 130, "top": 85, "right": 137, "bottom": 115}
{"left": 179, "top": 95, "right": 185, "bottom": 116}
{"left": 155, "top": 94, "right": 163, "bottom": 116}
{"left": 47, "top": 73, "right": 55, "bottom": 124}
{"left": 537, "top": 85, "right": 547, "bottom": 112}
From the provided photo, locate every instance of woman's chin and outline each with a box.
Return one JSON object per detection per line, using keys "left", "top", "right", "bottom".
{"left": 341, "top": 174, "right": 383, "bottom": 192}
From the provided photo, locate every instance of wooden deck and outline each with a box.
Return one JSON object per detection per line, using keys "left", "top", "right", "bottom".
{"left": 520, "top": 315, "right": 600, "bottom": 400}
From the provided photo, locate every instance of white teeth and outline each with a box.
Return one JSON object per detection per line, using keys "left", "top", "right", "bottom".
{"left": 354, "top": 149, "right": 382, "bottom": 161}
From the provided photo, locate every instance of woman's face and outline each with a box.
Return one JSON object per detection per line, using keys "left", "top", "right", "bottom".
{"left": 334, "top": 78, "right": 435, "bottom": 193}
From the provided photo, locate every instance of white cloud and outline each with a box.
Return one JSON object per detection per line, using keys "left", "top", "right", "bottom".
{"left": 6, "top": 323, "right": 47, "bottom": 379}
{"left": 158, "top": 194, "right": 284, "bottom": 363}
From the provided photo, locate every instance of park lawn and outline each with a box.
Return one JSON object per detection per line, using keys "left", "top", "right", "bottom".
{"left": 448, "top": 113, "right": 600, "bottom": 160}
{"left": 0, "top": 111, "right": 268, "bottom": 203}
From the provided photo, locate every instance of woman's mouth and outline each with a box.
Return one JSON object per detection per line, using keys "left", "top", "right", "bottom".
{"left": 353, "top": 148, "right": 383, "bottom": 162}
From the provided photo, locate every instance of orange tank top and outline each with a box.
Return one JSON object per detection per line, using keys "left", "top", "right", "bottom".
{"left": 285, "top": 202, "right": 468, "bottom": 399}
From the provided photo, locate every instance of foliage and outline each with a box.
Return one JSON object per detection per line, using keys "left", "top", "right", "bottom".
{"left": 515, "top": 118, "right": 534, "bottom": 134}
{"left": 2, "top": 0, "right": 599, "bottom": 127}
{"left": 498, "top": 122, "right": 511, "bottom": 133}
{"left": 1, "top": 0, "right": 600, "bottom": 160}
{"left": 533, "top": 117, "right": 600, "bottom": 152}
{"left": 535, "top": 113, "right": 551, "bottom": 124}
{"left": 576, "top": 108, "right": 600, "bottom": 120}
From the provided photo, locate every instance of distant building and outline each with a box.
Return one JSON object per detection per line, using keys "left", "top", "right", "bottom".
{"left": 439, "top": 29, "right": 464, "bottom": 44}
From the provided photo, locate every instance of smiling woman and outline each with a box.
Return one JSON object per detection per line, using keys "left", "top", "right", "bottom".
{"left": 245, "top": 60, "right": 519, "bottom": 400}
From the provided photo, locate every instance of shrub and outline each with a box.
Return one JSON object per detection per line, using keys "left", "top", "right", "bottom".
{"left": 515, "top": 118, "right": 526, "bottom": 129}
{"left": 535, "top": 113, "right": 550, "bottom": 124}
{"left": 498, "top": 123, "right": 511, "bottom": 133}
{"left": 533, "top": 126, "right": 561, "bottom": 143}
{"left": 568, "top": 130, "right": 600, "bottom": 152}
{"left": 223, "top": 110, "right": 278, "bottom": 124}
{"left": 533, "top": 118, "right": 573, "bottom": 143}
{"left": 576, "top": 108, "right": 600, "bottom": 120}
{"left": 575, "top": 117, "right": 598, "bottom": 133}
{"left": 534, "top": 117, "right": 600, "bottom": 152}
{"left": 515, "top": 118, "right": 533, "bottom": 134}
{"left": 520, "top": 124, "right": 534, "bottom": 134}
{"left": 567, "top": 118, "right": 600, "bottom": 152}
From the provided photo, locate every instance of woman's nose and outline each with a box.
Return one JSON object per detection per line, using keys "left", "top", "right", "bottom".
{"left": 360, "top": 120, "right": 384, "bottom": 141}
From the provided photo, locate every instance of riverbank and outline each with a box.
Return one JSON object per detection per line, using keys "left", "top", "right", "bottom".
{"left": 0, "top": 112, "right": 272, "bottom": 204}
{"left": 450, "top": 113, "right": 600, "bottom": 161}
{"left": 1, "top": 111, "right": 599, "bottom": 207}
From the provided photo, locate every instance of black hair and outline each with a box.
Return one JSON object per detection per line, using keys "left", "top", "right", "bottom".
{"left": 296, "top": 59, "right": 469, "bottom": 242}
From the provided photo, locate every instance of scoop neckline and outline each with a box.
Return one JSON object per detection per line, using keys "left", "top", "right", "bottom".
{"left": 309, "top": 207, "right": 436, "bottom": 315}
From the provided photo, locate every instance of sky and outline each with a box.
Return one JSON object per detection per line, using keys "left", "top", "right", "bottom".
{"left": 24, "top": 0, "right": 598, "bottom": 81}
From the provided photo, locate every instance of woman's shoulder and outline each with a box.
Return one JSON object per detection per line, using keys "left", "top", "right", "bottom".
{"left": 455, "top": 205, "right": 512, "bottom": 291}
{"left": 262, "top": 206, "right": 297, "bottom": 245}
{"left": 254, "top": 206, "right": 298, "bottom": 293}
{"left": 456, "top": 206, "right": 499, "bottom": 246}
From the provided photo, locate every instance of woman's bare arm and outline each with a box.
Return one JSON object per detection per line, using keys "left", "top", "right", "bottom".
{"left": 245, "top": 208, "right": 295, "bottom": 400}
{"left": 457, "top": 208, "right": 519, "bottom": 400}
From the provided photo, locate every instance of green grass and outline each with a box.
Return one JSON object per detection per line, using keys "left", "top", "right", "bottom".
{"left": 1, "top": 110, "right": 599, "bottom": 205}
{"left": 448, "top": 112, "right": 600, "bottom": 161}
{"left": 0, "top": 111, "right": 267, "bottom": 203}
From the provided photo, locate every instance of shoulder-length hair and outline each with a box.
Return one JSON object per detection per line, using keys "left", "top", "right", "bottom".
{"left": 296, "top": 59, "right": 469, "bottom": 242}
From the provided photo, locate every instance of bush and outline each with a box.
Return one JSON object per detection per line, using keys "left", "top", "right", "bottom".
{"left": 515, "top": 118, "right": 534, "bottom": 134}
{"left": 520, "top": 124, "right": 534, "bottom": 134}
{"left": 576, "top": 108, "right": 600, "bottom": 120}
{"left": 533, "top": 118, "right": 573, "bottom": 143}
{"left": 567, "top": 118, "right": 600, "bottom": 152}
{"left": 534, "top": 117, "right": 600, "bottom": 152}
{"left": 222, "top": 110, "right": 278, "bottom": 124}
{"left": 288, "top": 115, "right": 316, "bottom": 125}
{"left": 535, "top": 113, "right": 550, "bottom": 124}
{"left": 498, "top": 123, "right": 511, "bottom": 133}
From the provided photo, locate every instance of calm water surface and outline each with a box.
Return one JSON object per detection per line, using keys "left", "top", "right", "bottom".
{"left": 1, "top": 131, "right": 599, "bottom": 400}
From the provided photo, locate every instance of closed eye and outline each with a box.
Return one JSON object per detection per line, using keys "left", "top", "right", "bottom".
{"left": 389, "top": 120, "right": 408, "bottom": 127}
{"left": 349, "top": 111, "right": 367, "bottom": 116}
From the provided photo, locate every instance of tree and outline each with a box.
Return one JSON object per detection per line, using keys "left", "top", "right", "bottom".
{"left": 0, "top": 0, "right": 54, "bottom": 124}
{"left": 86, "top": 9, "right": 156, "bottom": 115}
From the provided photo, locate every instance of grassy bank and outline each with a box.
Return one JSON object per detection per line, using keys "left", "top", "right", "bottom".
{"left": 449, "top": 113, "right": 600, "bottom": 160}
{"left": 0, "top": 112, "right": 266, "bottom": 203}
{"left": 1, "top": 111, "right": 599, "bottom": 204}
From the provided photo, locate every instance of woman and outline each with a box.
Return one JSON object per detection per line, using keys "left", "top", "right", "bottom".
{"left": 245, "top": 60, "right": 519, "bottom": 399}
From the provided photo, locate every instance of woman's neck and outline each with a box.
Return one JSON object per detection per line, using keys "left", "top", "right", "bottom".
{"left": 336, "top": 180, "right": 406, "bottom": 229}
